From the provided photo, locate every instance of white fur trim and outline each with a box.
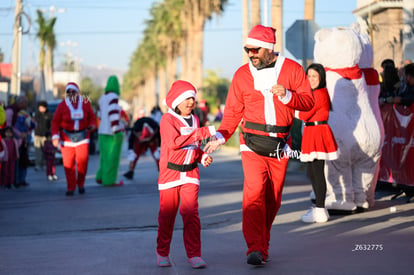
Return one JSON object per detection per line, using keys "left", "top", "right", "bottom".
{"left": 279, "top": 89, "right": 292, "bottom": 104}
{"left": 158, "top": 180, "right": 199, "bottom": 190}
{"left": 201, "top": 153, "right": 209, "bottom": 167}
{"left": 171, "top": 90, "right": 196, "bottom": 109}
{"left": 208, "top": 126, "right": 216, "bottom": 136}
{"left": 65, "top": 83, "right": 80, "bottom": 93}
{"left": 61, "top": 139, "right": 89, "bottom": 147}
{"left": 245, "top": 38, "right": 274, "bottom": 50}
{"left": 215, "top": 132, "right": 226, "bottom": 145}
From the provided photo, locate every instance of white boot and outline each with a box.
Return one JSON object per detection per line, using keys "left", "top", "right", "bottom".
{"left": 301, "top": 207, "right": 329, "bottom": 223}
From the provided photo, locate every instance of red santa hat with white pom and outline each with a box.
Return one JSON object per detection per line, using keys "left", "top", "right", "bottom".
{"left": 65, "top": 82, "right": 80, "bottom": 93}
{"left": 165, "top": 80, "right": 197, "bottom": 110}
{"left": 245, "top": 24, "right": 276, "bottom": 50}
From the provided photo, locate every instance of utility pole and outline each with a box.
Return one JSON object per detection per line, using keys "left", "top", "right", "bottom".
{"left": 11, "top": 0, "right": 23, "bottom": 97}
{"left": 304, "top": 0, "right": 315, "bottom": 20}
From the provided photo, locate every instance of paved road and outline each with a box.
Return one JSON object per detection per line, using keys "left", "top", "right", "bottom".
{"left": 0, "top": 146, "right": 413, "bottom": 275}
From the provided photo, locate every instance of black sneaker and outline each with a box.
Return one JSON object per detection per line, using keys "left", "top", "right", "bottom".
{"left": 247, "top": 251, "right": 264, "bottom": 265}
{"left": 79, "top": 187, "right": 85, "bottom": 194}
{"left": 123, "top": 171, "right": 134, "bottom": 179}
{"left": 65, "top": 191, "right": 74, "bottom": 196}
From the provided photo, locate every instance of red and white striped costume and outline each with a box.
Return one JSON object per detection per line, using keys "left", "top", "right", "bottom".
{"left": 51, "top": 84, "right": 96, "bottom": 193}
{"left": 217, "top": 56, "right": 314, "bottom": 260}
{"left": 298, "top": 87, "right": 338, "bottom": 162}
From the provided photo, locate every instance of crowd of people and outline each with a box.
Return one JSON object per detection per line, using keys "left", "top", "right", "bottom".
{"left": 379, "top": 58, "right": 414, "bottom": 108}
{"left": 1, "top": 23, "right": 413, "bottom": 270}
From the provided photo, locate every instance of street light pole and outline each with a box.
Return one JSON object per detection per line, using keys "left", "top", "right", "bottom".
{"left": 11, "top": 0, "right": 23, "bottom": 99}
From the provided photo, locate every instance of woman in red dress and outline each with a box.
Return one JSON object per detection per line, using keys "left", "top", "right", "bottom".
{"left": 299, "top": 63, "right": 339, "bottom": 223}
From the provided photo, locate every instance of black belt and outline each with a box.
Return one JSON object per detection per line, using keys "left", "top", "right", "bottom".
{"left": 305, "top": 120, "right": 328, "bottom": 126}
{"left": 63, "top": 129, "right": 86, "bottom": 134}
{"left": 244, "top": 121, "right": 290, "bottom": 133}
{"left": 167, "top": 162, "right": 198, "bottom": 172}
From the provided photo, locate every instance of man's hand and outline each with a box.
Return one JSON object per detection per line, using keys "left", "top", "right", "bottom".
{"left": 52, "top": 139, "right": 59, "bottom": 148}
{"left": 204, "top": 139, "right": 222, "bottom": 154}
{"left": 271, "top": 84, "right": 286, "bottom": 98}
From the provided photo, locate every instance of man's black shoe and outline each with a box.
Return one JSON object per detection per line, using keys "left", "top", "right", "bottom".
{"left": 247, "top": 251, "right": 264, "bottom": 265}
{"left": 65, "top": 191, "right": 74, "bottom": 196}
{"left": 79, "top": 187, "right": 85, "bottom": 194}
{"left": 123, "top": 171, "right": 134, "bottom": 180}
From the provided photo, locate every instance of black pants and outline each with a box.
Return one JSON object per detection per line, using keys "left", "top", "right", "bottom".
{"left": 307, "top": 159, "right": 326, "bottom": 208}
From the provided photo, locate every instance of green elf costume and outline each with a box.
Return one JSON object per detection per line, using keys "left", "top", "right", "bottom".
{"left": 96, "top": 75, "right": 124, "bottom": 186}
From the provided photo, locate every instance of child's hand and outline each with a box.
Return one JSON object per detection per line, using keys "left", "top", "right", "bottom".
{"left": 202, "top": 154, "right": 213, "bottom": 167}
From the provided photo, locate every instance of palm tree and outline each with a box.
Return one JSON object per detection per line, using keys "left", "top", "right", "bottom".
{"left": 180, "top": 0, "right": 228, "bottom": 100}
{"left": 251, "top": 0, "right": 261, "bottom": 27}
{"left": 123, "top": 0, "right": 228, "bottom": 112}
{"left": 36, "top": 10, "right": 56, "bottom": 100}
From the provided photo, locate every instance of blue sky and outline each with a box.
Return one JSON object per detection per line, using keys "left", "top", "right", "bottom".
{"left": 0, "top": 0, "right": 357, "bottom": 79}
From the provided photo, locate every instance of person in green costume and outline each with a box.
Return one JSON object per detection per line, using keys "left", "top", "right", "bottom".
{"left": 96, "top": 75, "right": 125, "bottom": 186}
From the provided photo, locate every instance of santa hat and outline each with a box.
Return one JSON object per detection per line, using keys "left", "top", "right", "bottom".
{"left": 245, "top": 25, "right": 276, "bottom": 50}
{"left": 166, "top": 80, "right": 197, "bottom": 110}
{"left": 65, "top": 82, "right": 80, "bottom": 93}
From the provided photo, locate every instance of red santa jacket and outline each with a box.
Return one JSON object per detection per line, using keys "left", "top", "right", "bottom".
{"left": 218, "top": 56, "right": 314, "bottom": 151}
{"left": 298, "top": 87, "right": 338, "bottom": 161}
{"left": 158, "top": 110, "right": 216, "bottom": 190}
{"left": 51, "top": 97, "right": 97, "bottom": 147}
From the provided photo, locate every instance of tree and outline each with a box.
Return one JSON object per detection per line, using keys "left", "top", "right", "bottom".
{"left": 35, "top": 10, "right": 57, "bottom": 100}
{"left": 180, "top": 0, "right": 227, "bottom": 100}
{"left": 123, "top": 0, "right": 228, "bottom": 112}
{"left": 202, "top": 69, "right": 230, "bottom": 109}
{"left": 80, "top": 77, "right": 103, "bottom": 110}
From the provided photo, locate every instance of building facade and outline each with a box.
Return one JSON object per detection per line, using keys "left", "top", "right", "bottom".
{"left": 354, "top": 0, "right": 414, "bottom": 70}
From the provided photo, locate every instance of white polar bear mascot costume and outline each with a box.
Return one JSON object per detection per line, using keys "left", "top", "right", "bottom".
{"left": 313, "top": 26, "right": 383, "bottom": 213}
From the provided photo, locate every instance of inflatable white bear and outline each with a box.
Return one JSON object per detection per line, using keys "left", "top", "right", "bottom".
{"left": 313, "top": 26, "right": 383, "bottom": 212}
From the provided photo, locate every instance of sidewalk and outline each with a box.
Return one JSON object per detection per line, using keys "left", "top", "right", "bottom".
{"left": 0, "top": 147, "right": 413, "bottom": 275}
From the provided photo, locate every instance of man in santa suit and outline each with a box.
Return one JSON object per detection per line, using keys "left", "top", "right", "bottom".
{"left": 51, "top": 82, "right": 97, "bottom": 196}
{"left": 205, "top": 25, "right": 314, "bottom": 265}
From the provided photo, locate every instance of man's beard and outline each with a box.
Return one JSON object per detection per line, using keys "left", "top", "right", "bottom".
{"left": 66, "top": 94, "right": 79, "bottom": 103}
{"left": 250, "top": 51, "right": 273, "bottom": 69}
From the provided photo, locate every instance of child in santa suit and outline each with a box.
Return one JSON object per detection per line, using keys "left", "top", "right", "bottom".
{"left": 51, "top": 82, "right": 97, "bottom": 196}
{"left": 156, "top": 80, "right": 216, "bottom": 269}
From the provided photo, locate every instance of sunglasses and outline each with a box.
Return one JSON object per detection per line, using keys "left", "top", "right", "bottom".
{"left": 66, "top": 89, "right": 78, "bottom": 94}
{"left": 244, "top": 46, "right": 261, "bottom": 54}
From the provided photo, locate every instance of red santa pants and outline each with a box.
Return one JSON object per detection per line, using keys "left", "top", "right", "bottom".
{"left": 132, "top": 138, "right": 160, "bottom": 170}
{"left": 240, "top": 151, "right": 289, "bottom": 260}
{"left": 157, "top": 183, "right": 201, "bottom": 258}
{"left": 61, "top": 143, "right": 89, "bottom": 192}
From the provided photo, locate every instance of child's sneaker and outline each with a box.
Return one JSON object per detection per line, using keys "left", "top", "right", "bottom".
{"left": 156, "top": 253, "right": 171, "bottom": 267}
{"left": 187, "top": 257, "right": 207, "bottom": 269}
{"left": 48, "top": 175, "right": 53, "bottom": 181}
{"left": 52, "top": 175, "right": 58, "bottom": 181}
